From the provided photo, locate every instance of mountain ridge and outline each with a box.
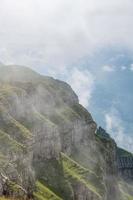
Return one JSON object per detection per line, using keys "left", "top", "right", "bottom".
{"left": 0, "top": 65, "right": 132, "bottom": 200}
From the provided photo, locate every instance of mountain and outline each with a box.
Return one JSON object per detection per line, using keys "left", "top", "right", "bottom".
{"left": 96, "top": 127, "right": 133, "bottom": 181}
{"left": 0, "top": 65, "right": 132, "bottom": 200}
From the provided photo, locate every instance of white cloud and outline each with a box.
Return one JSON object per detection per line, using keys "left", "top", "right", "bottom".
{"left": 105, "top": 108, "right": 133, "bottom": 152}
{"left": 102, "top": 65, "right": 115, "bottom": 72}
{"left": 121, "top": 66, "right": 127, "bottom": 70}
{"left": 44, "top": 66, "right": 95, "bottom": 108}
{"left": 0, "top": 48, "right": 14, "bottom": 65}
{"left": 0, "top": 0, "right": 133, "bottom": 67}
{"left": 130, "top": 64, "right": 133, "bottom": 71}
{"left": 0, "top": 0, "right": 132, "bottom": 153}
{"left": 67, "top": 68, "right": 95, "bottom": 108}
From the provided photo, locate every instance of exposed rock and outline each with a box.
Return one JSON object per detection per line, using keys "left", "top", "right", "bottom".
{"left": 0, "top": 65, "right": 132, "bottom": 200}
{"left": 117, "top": 148, "right": 133, "bottom": 181}
{"left": 72, "top": 182, "right": 100, "bottom": 200}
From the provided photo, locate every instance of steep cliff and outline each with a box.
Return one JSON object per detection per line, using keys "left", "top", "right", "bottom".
{"left": 117, "top": 147, "right": 133, "bottom": 181}
{"left": 97, "top": 127, "right": 133, "bottom": 200}
{"left": 0, "top": 65, "right": 132, "bottom": 200}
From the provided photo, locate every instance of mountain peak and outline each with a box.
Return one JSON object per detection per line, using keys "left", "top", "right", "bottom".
{"left": 0, "top": 65, "right": 41, "bottom": 82}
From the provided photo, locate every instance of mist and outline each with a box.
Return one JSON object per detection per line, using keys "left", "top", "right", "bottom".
{"left": 0, "top": 0, "right": 133, "bottom": 69}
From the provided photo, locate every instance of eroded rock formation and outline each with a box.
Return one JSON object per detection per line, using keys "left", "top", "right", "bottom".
{"left": 0, "top": 65, "right": 132, "bottom": 200}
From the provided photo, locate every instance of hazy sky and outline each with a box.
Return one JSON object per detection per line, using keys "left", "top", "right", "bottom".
{"left": 0, "top": 0, "right": 133, "bottom": 66}
{"left": 0, "top": 0, "right": 133, "bottom": 152}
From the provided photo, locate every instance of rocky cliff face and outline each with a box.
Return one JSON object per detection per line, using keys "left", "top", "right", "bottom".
{"left": 97, "top": 127, "right": 133, "bottom": 182}
{"left": 0, "top": 65, "right": 132, "bottom": 200}
{"left": 96, "top": 127, "right": 133, "bottom": 199}
{"left": 117, "top": 148, "right": 133, "bottom": 182}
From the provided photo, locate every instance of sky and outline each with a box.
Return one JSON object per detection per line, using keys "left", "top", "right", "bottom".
{"left": 0, "top": 0, "right": 133, "bottom": 152}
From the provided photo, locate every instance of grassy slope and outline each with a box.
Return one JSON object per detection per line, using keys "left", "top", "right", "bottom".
{"left": 0, "top": 129, "right": 26, "bottom": 153}
{"left": 34, "top": 152, "right": 105, "bottom": 200}
{"left": 61, "top": 153, "right": 103, "bottom": 199}
{"left": 34, "top": 181, "right": 63, "bottom": 200}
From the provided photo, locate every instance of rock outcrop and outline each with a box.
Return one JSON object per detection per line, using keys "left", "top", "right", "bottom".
{"left": 96, "top": 127, "right": 133, "bottom": 199}
{"left": 0, "top": 65, "right": 132, "bottom": 200}
{"left": 97, "top": 127, "right": 133, "bottom": 182}
{"left": 117, "top": 147, "right": 133, "bottom": 182}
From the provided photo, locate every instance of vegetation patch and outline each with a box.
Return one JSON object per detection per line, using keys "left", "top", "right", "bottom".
{"left": 61, "top": 153, "right": 103, "bottom": 199}
{"left": 0, "top": 129, "right": 26, "bottom": 153}
{"left": 0, "top": 105, "right": 32, "bottom": 143}
{"left": 71, "top": 104, "right": 93, "bottom": 123}
{"left": 33, "top": 158, "right": 73, "bottom": 200}
{"left": 34, "top": 110, "right": 56, "bottom": 127}
{"left": 9, "top": 117, "right": 32, "bottom": 139}
{"left": 34, "top": 181, "right": 63, "bottom": 200}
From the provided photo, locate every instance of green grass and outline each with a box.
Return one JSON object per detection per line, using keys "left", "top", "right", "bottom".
{"left": 60, "top": 106, "right": 80, "bottom": 121}
{"left": 0, "top": 177, "right": 27, "bottom": 199}
{"left": 34, "top": 181, "right": 63, "bottom": 200}
{"left": 9, "top": 116, "right": 32, "bottom": 139}
{"left": 0, "top": 105, "right": 32, "bottom": 141}
{"left": 34, "top": 109, "right": 56, "bottom": 127}
{"left": 0, "top": 129, "right": 26, "bottom": 153}
{"left": 33, "top": 105, "right": 79, "bottom": 127}
{"left": 33, "top": 157, "right": 74, "bottom": 200}
{"left": 61, "top": 153, "right": 103, "bottom": 199}
{"left": 71, "top": 103, "right": 94, "bottom": 123}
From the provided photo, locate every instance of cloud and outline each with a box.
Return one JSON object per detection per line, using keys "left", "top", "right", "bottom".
{"left": 42, "top": 66, "right": 95, "bottom": 108}
{"left": 67, "top": 68, "right": 95, "bottom": 108}
{"left": 130, "top": 64, "right": 133, "bottom": 71}
{"left": 105, "top": 108, "right": 133, "bottom": 152}
{"left": 0, "top": 0, "right": 133, "bottom": 67}
{"left": 0, "top": 48, "right": 14, "bottom": 65}
{"left": 0, "top": 0, "right": 132, "bottom": 153}
{"left": 121, "top": 66, "right": 127, "bottom": 70}
{"left": 102, "top": 65, "right": 115, "bottom": 72}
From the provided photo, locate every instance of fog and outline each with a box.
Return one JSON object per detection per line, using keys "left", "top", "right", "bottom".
{"left": 0, "top": 0, "right": 133, "bottom": 68}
